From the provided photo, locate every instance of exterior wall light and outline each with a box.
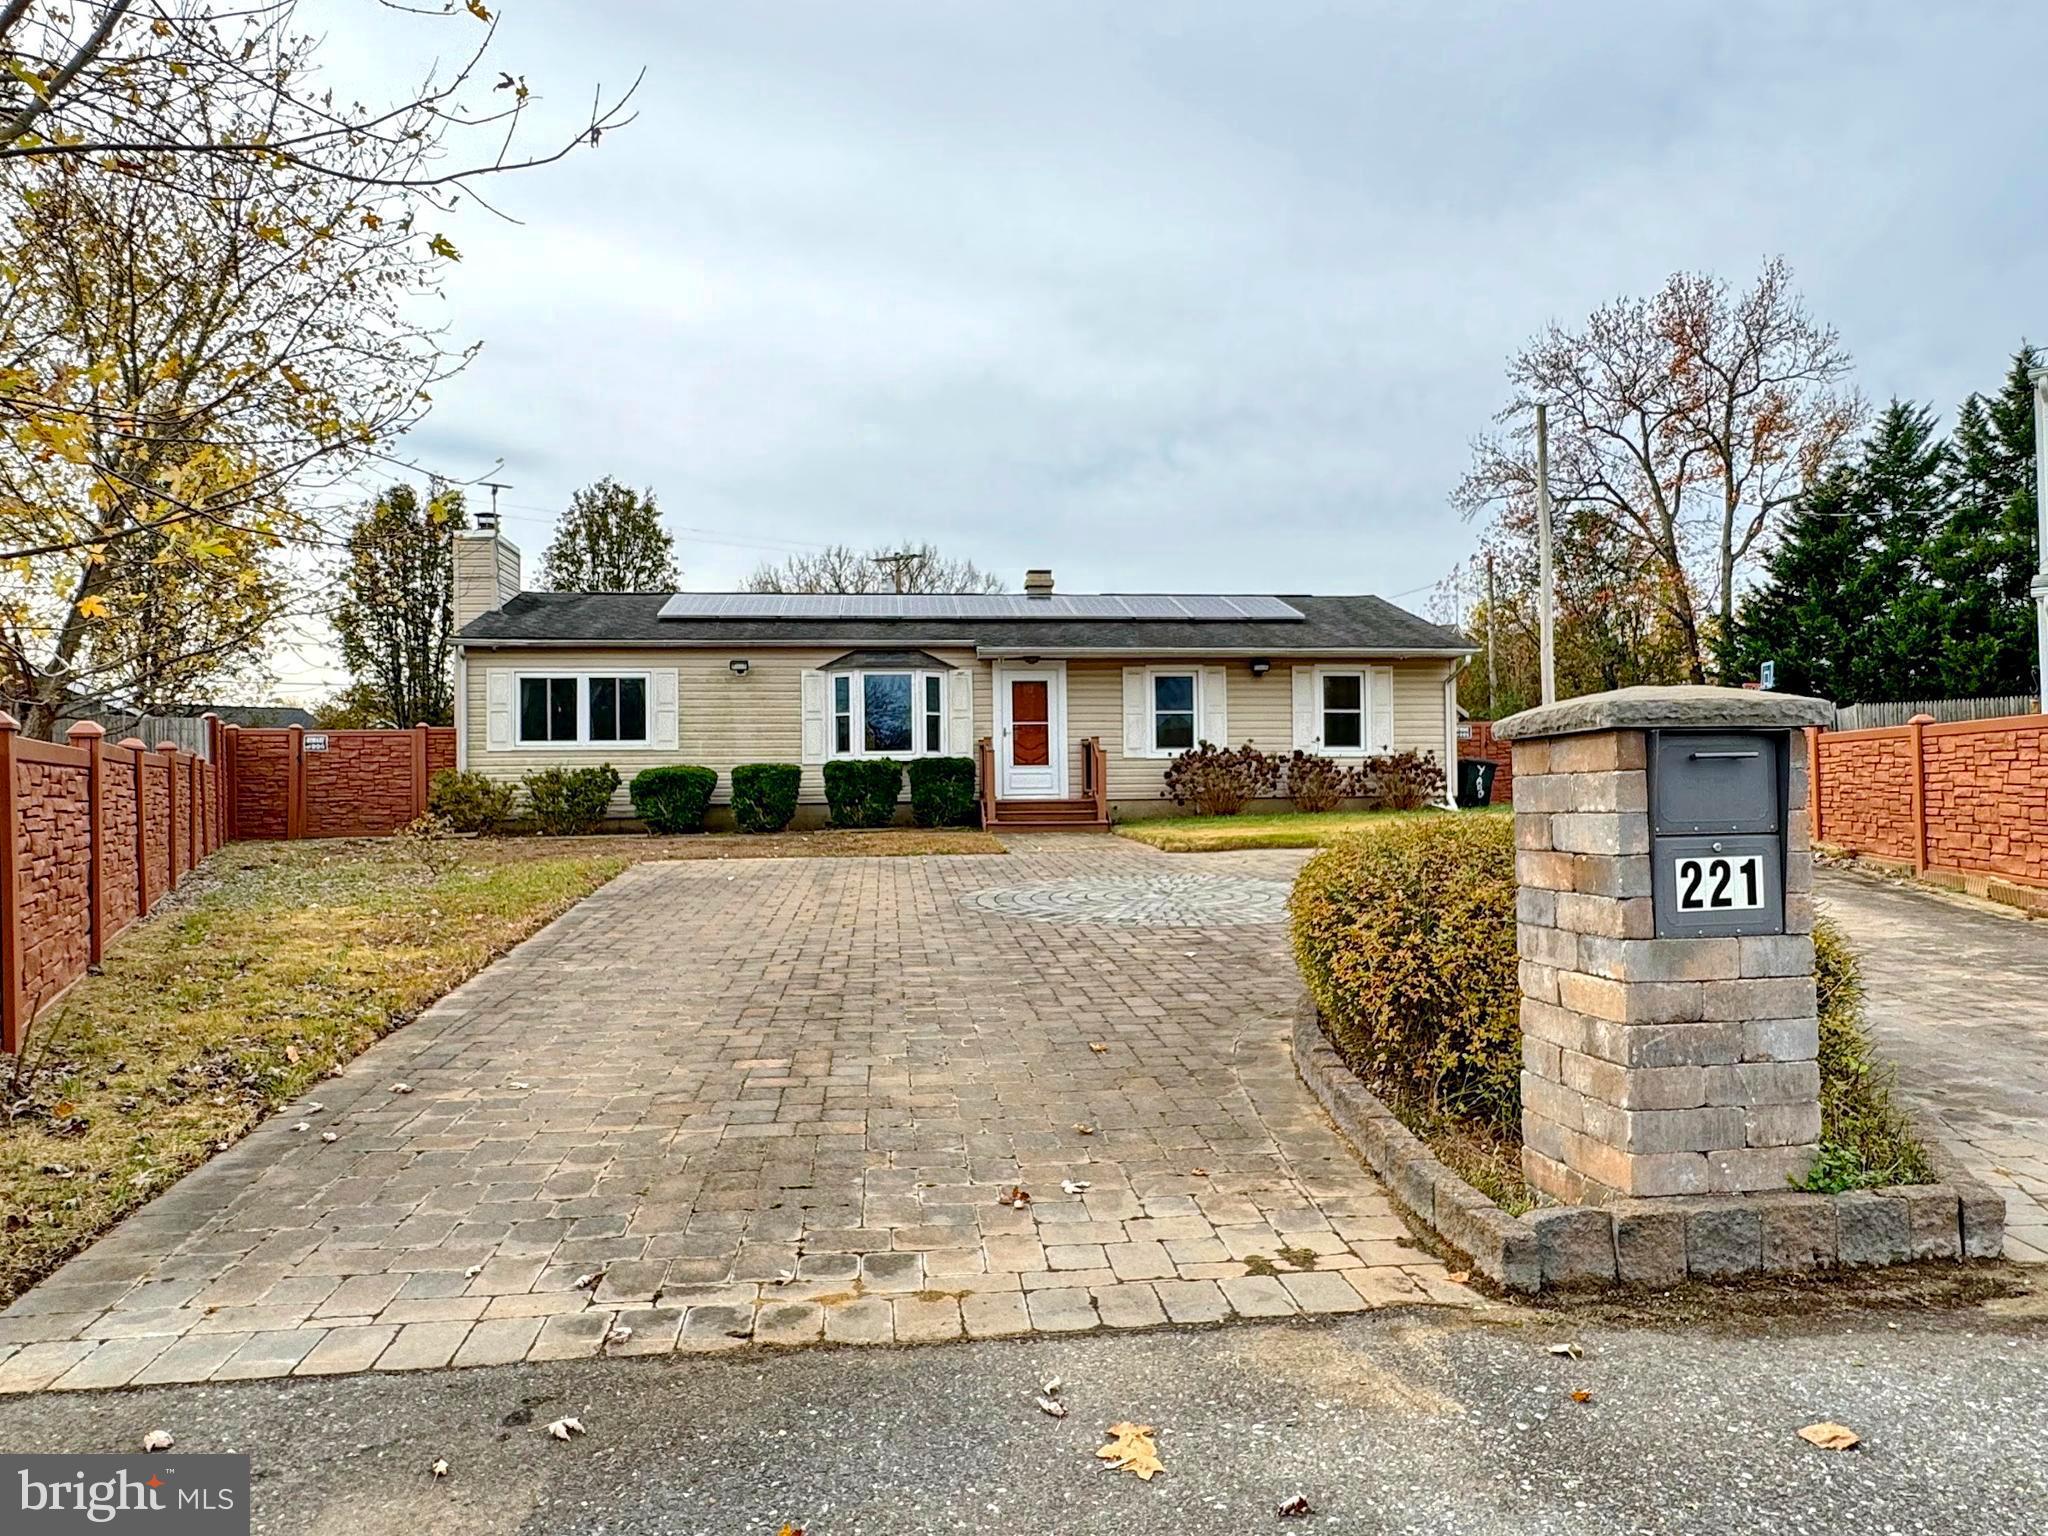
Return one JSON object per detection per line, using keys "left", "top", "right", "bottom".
{"left": 728, "top": 659, "right": 750, "bottom": 677}
{"left": 1249, "top": 658, "right": 1271, "bottom": 678}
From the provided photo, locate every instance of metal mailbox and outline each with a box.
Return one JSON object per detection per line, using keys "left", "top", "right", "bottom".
{"left": 1648, "top": 729, "right": 1788, "bottom": 939}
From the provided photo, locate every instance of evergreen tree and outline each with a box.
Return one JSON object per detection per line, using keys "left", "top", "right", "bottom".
{"left": 541, "top": 478, "right": 681, "bottom": 592}
{"left": 1724, "top": 401, "right": 1950, "bottom": 704}
{"left": 1927, "top": 345, "right": 2041, "bottom": 695}
{"left": 331, "top": 484, "right": 464, "bottom": 728}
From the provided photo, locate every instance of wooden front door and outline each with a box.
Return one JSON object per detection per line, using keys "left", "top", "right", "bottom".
{"left": 997, "top": 664, "right": 1065, "bottom": 798}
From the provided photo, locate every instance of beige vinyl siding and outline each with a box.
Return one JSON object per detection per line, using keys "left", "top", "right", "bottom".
{"left": 461, "top": 644, "right": 1458, "bottom": 818}
{"left": 462, "top": 646, "right": 980, "bottom": 812}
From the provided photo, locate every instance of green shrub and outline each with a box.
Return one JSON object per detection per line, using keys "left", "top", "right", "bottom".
{"left": 907, "top": 756, "right": 978, "bottom": 827}
{"left": 628, "top": 765, "right": 717, "bottom": 834}
{"left": 823, "top": 758, "right": 904, "bottom": 828}
{"left": 1161, "top": 742, "right": 1281, "bottom": 816}
{"left": 1799, "top": 917, "right": 1934, "bottom": 1192}
{"left": 731, "top": 762, "right": 801, "bottom": 833}
{"left": 1285, "top": 751, "right": 1357, "bottom": 813}
{"left": 521, "top": 764, "right": 620, "bottom": 836}
{"left": 1290, "top": 813, "right": 1521, "bottom": 1133}
{"left": 427, "top": 768, "right": 516, "bottom": 834}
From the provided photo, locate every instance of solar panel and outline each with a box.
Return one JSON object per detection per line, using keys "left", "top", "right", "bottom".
{"left": 655, "top": 593, "right": 1306, "bottom": 623}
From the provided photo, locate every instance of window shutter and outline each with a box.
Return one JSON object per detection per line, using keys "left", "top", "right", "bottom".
{"left": 652, "top": 668, "right": 680, "bottom": 750}
{"left": 1121, "top": 667, "right": 1147, "bottom": 756}
{"left": 1369, "top": 666, "right": 1396, "bottom": 754}
{"left": 947, "top": 668, "right": 973, "bottom": 757}
{"left": 800, "top": 669, "right": 828, "bottom": 764}
{"left": 1201, "top": 665, "right": 1228, "bottom": 747}
{"left": 486, "top": 669, "right": 513, "bottom": 749}
{"left": 1291, "top": 667, "right": 1316, "bottom": 749}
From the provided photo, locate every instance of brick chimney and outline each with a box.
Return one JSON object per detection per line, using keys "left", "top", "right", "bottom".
{"left": 1023, "top": 568, "right": 1054, "bottom": 598}
{"left": 454, "top": 511, "right": 521, "bottom": 629}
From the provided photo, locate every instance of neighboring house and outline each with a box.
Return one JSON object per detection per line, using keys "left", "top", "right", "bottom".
{"left": 451, "top": 514, "right": 1476, "bottom": 827}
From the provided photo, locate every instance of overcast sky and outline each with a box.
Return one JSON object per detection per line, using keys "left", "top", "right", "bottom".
{"left": 280, "top": 1, "right": 2041, "bottom": 695}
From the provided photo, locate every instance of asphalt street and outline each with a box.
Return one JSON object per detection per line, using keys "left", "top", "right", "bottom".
{"left": 3, "top": 1295, "right": 2044, "bottom": 1536}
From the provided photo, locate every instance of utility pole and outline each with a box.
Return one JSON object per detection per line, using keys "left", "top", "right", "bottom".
{"left": 2030, "top": 365, "right": 2048, "bottom": 708}
{"left": 871, "top": 550, "right": 920, "bottom": 593}
{"left": 1484, "top": 550, "right": 1498, "bottom": 716}
{"left": 1536, "top": 402, "right": 1557, "bottom": 707}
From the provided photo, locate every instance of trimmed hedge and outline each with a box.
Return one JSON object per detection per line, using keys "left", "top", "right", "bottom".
{"left": 427, "top": 768, "right": 516, "bottom": 834}
{"left": 629, "top": 765, "right": 717, "bottom": 834}
{"left": 907, "top": 755, "right": 978, "bottom": 827}
{"left": 1802, "top": 917, "right": 1934, "bottom": 1191}
{"left": 823, "top": 758, "right": 904, "bottom": 828}
{"left": 731, "top": 762, "right": 800, "bottom": 833}
{"left": 1290, "top": 813, "right": 1520, "bottom": 1134}
{"left": 521, "top": 764, "right": 620, "bottom": 836}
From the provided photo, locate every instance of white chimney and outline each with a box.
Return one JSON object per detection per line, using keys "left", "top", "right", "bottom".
{"left": 1023, "top": 568, "right": 1054, "bottom": 598}
{"left": 454, "top": 517, "right": 521, "bottom": 628}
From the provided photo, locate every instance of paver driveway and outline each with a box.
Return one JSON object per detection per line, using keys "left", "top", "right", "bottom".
{"left": 0, "top": 838, "right": 1469, "bottom": 1392}
{"left": 1817, "top": 867, "right": 2048, "bottom": 1262}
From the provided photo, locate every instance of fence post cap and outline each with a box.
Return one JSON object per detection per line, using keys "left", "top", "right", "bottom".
{"left": 155, "top": 740, "right": 181, "bottom": 754}
{"left": 0, "top": 712, "right": 17, "bottom": 733}
{"left": 199, "top": 710, "right": 221, "bottom": 722}
{"left": 116, "top": 736, "right": 148, "bottom": 751}
{"left": 65, "top": 720, "right": 106, "bottom": 741}
{"left": 1908, "top": 713, "right": 1937, "bottom": 726}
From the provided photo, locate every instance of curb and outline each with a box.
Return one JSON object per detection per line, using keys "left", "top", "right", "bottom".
{"left": 1290, "top": 996, "right": 2006, "bottom": 1291}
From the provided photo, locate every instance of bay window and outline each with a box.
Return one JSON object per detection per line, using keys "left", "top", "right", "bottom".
{"left": 828, "top": 668, "right": 949, "bottom": 758}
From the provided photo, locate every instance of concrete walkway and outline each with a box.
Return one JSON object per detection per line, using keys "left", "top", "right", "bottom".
{"left": 1817, "top": 868, "right": 2048, "bottom": 1262}
{"left": 0, "top": 842, "right": 1470, "bottom": 1394}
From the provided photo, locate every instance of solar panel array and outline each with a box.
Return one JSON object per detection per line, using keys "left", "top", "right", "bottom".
{"left": 655, "top": 593, "right": 1306, "bottom": 622}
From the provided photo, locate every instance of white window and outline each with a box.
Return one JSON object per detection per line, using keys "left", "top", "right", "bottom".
{"left": 516, "top": 673, "right": 650, "bottom": 747}
{"left": 829, "top": 670, "right": 949, "bottom": 758}
{"left": 1320, "top": 670, "right": 1365, "bottom": 751}
{"left": 1150, "top": 670, "right": 1198, "bottom": 754}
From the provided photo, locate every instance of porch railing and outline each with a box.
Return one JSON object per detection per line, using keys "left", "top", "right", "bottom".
{"left": 1082, "top": 735, "right": 1107, "bottom": 822}
{"left": 976, "top": 736, "right": 997, "bottom": 826}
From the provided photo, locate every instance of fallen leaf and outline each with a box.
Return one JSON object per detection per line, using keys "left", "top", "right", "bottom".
{"left": 1097, "top": 1421, "right": 1165, "bottom": 1481}
{"left": 1188, "top": 1167, "right": 1210, "bottom": 1178}
{"left": 1797, "top": 1422, "right": 1861, "bottom": 1451}
{"left": 391, "top": 1082, "right": 413, "bottom": 1094}
{"left": 431, "top": 1458, "right": 449, "bottom": 1478}
{"left": 512, "top": 1082, "right": 530, "bottom": 1090}
{"left": 1088, "top": 1043, "right": 1109, "bottom": 1054}
{"left": 1041, "top": 1375, "right": 1062, "bottom": 1396}
{"left": 305, "top": 1101, "right": 324, "bottom": 1113}
{"left": 464, "top": 1264, "right": 483, "bottom": 1278}
{"left": 1547, "top": 1342, "right": 1583, "bottom": 1360}
{"left": 546, "top": 1417, "right": 585, "bottom": 1441}
{"left": 1000, "top": 1185, "right": 1031, "bottom": 1207}
{"left": 291, "top": 1122, "right": 309, "bottom": 1133}
{"left": 1277, "top": 1494, "right": 1313, "bottom": 1518}
{"left": 320, "top": 1131, "right": 337, "bottom": 1143}
{"left": 1036, "top": 1395, "right": 1068, "bottom": 1418}
{"left": 1445, "top": 1271, "right": 1471, "bottom": 1284}
{"left": 141, "top": 1429, "right": 174, "bottom": 1452}
{"left": 286, "top": 1045, "right": 300, "bottom": 1064}
{"left": 1061, "top": 1179, "right": 1092, "bottom": 1196}
{"left": 776, "top": 1526, "right": 806, "bottom": 1536}
{"left": 606, "top": 1324, "right": 634, "bottom": 1346}
{"left": 572, "top": 1269, "right": 604, "bottom": 1290}
{"left": 1569, "top": 1389, "right": 1593, "bottom": 1404}
{"left": 1073, "top": 1123, "right": 1096, "bottom": 1135}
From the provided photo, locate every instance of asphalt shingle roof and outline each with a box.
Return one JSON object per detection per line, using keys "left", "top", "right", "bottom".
{"left": 456, "top": 592, "right": 1472, "bottom": 654}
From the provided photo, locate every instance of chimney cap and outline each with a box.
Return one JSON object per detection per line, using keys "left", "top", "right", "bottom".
{"left": 1023, "top": 568, "right": 1054, "bottom": 597}
{"left": 474, "top": 508, "right": 500, "bottom": 532}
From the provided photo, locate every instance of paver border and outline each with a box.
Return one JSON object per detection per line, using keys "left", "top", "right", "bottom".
{"left": 1290, "top": 996, "right": 2006, "bottom": 1292}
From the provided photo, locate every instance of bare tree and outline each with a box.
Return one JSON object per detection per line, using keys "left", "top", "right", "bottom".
{"left": 0, "top": 1, "right": 637, "bottom": 203}
{"left": 1456, "top": 258, "right": 1860, "bottom": 683}
{"left": 745, "top": 542, "right": 1005, "bottom": 595}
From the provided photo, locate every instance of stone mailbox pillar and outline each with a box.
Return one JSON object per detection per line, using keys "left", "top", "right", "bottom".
{"left": 1493, "top": 685, "right": 1836, "bottom": 1205}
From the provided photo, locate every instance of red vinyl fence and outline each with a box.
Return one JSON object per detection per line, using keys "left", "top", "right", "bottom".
{"left": 1809, "top": 712, "right": 2048, "bottom": 887}
{"left": 1, "top": 715, "right": 457, "bottom": 1053}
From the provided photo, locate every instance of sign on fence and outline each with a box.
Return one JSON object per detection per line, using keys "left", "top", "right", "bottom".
{"left": 303, "top": 733, "right": 328, "bottom": 752}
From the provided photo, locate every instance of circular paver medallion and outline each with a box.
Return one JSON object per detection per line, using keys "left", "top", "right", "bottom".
{"left": 959, "top": 873, "right": 1292, "bottom": 927}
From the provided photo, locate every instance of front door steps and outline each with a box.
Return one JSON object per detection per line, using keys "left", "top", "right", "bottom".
{"left": 985, "top": 797, "right": 1109, "bottom": 832}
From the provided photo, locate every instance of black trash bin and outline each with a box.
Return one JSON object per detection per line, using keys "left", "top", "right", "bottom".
{"left": 1456, "top": 758, "right": 1497, "bottom": 809}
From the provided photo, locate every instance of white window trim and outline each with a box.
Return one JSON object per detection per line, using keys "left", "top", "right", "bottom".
{"left": 1316, "top": 666, "right": 1369, "bottom": 757}
{"left": 513, "top": 670, "right": 654, "bottom": 749}
{"left": 827, "top": 668, "right": 951, "bottom": 760}
{"left": 1144, "top": 666, "right": 1201, "bottom": 758}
